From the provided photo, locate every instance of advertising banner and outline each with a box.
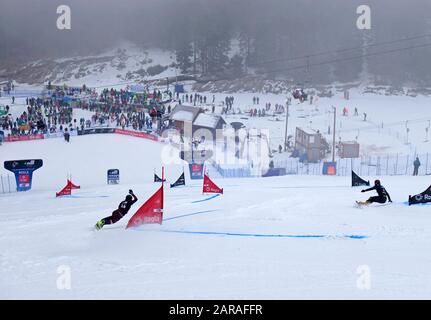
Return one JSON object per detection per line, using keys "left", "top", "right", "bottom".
{"left": 4, "top": 159, "right": 43, "bottom": 191}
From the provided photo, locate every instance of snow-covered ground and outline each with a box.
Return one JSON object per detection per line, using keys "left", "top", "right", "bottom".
{"left": 1, "top": 134, "right": 431, "bottom": 299}
{"left": 203, "top": 89, "right": 431, "bottom": 156}
{"left": 0, "top": 42, "right": 178, "bottom": 87}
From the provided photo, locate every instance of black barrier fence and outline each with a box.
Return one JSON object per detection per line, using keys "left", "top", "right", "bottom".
{"left": 77, "top": 127, "right": 116, "bottom": 135}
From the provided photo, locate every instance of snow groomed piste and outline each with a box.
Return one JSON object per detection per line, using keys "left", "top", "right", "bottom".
{"left": 51, "top": 165, "right": 368, "bottom": 239}
{"left": 2, "top": 121, "right": 431, "bottom": 298}
{"left": 98, "top": 168, "right": 367, "bottom": 239}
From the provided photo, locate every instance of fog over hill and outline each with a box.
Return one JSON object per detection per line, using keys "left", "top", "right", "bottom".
{"left": 1, "top": 0, "right": 431, "bottom": 86}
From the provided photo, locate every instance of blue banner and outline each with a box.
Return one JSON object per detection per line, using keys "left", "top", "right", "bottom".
{"left": 4, "top": 159, "right": 43, "bottom": 191}
{"left": 189, "top": 163, "right": 204, "bottom": 180}
{"left": 107, "top": 169, "right": 120, "bottom": 184}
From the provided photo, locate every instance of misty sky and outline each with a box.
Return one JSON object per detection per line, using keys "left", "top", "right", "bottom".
{"left": 0, "top": 0, "right": 429, "bottom": 56}
{"left": 1, "top": 0, "right": 431, "bottom": 85}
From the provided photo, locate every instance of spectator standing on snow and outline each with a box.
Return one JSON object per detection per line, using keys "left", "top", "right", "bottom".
{"left": 64, "top": 128, "right": 70, "bottom": 142}
{"left": 413, "top": 157, "right": 421, "bottom": 176}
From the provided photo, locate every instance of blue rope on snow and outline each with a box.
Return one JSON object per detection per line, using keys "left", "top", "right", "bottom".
{"left": 164, "top": 210, "right": 220, "bottom": 221}
{"left": 160, "top": 229, "right": 368, "bottom": 239}
{"left": 191, "top": 194, "right": 221, "bottom": 203}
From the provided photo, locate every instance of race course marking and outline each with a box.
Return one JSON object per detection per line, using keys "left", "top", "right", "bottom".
{"left": 164, "top": 210, "right": 221, "bottom": 221}
{"left": 191, "top": 194, "right": 221, "bottom": 203}
{"left": 159, "top": 230, "right": 368, "bottom": 239}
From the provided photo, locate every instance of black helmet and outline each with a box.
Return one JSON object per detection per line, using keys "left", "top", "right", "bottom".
{"left": 126, "top": 194, "right": 133, "bottom": 201}
{"left": 374, "top": 179, "right": 381, "bottom": 185}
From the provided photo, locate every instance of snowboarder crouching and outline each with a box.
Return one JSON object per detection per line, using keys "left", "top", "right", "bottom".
{"left": 357, "top": 179, "right": 392, "bottom": 206}
{"left": 95, "top": 190, "right": 138, "bottom": 230}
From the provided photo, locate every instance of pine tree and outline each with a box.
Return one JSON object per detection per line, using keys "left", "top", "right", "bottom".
{"left": 175, "top": 42, "right": 193, "bottom": 74}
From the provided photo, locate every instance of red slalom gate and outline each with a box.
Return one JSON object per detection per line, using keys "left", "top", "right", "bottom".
{"left": 202, "top": 174, "right": 223, "bottom": 194}
{"left": 126, "top": 167, "right": 164, "bottom": 228}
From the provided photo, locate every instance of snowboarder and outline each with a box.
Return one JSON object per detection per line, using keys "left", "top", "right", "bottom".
{"left": 413, "top": 157, "right": 421, "bottom": 176}
{"left": 356, "top": 180, "right": 392, "bottom": 206}
{"left": 95, "top": 190, "right": 138, "bottom": 230}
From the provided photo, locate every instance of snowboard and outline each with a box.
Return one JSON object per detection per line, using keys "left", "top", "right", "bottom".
{"left": 355, "top": 201, "right": 392, "bottom": 209}
{"left": 355, "top": 201, "right": 366, "bottom": 209}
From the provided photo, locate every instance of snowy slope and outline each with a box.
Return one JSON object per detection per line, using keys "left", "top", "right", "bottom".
{"left": 1, "top": 134, "right": 431, "bottom": 299}
{"left": 0, "top": 134, "right": 186, "bottom": 190}
{"left": 1, "top": 42, "right": 177, "bottom": 87}
{"left": 198, "top": 89, "right": 431, "bottom": 156}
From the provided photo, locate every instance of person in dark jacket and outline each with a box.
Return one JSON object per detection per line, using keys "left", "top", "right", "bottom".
{"left": 64, "top": 128, "right": 70, "bottom": 142}
{"left": 413, "top": 157, "right": 421, "bottom": 176}
{"left": 357, "top": 180, "right": 392, "bottom": 206}
{"left": 95, "top": 190, "right": 138, "bottom": 229}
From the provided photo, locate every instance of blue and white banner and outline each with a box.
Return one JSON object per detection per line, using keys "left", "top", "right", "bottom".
{"left": 107, "top": 169, "right": 120, "bottom": 184}
{"left": 4, "top": 159, "right": 43, "bottom": 191}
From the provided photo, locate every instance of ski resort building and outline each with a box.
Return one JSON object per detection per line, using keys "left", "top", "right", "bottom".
{"left": 338, "top": 141, "right": 360, "bottom": 158}
{"left": 168, "top": 104, "right": 226, "bottom": 141}
{"left": 294, "top": 127, "right": 329, "bottom": 163}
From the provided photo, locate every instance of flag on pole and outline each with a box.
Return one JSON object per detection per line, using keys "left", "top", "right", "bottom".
{"left": 127, "top": 167, "right": 164, "bottom": 228}
{"left": 56, "top": 184, "right": 71, "bottom": 197}
{"left": 351, "top": 171, "right": 370, "bottom": 187}
{"left": 67, "top": 179, "right": 80, "bottom": 189}
{"left": 203, "top": 174, "right": 223, "bottom": 194}
{"left": 126, "top": 185, "right": 164, "bottom": 228}
{"left": 170, "top": 172, "right": 185, "bottom": 188}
